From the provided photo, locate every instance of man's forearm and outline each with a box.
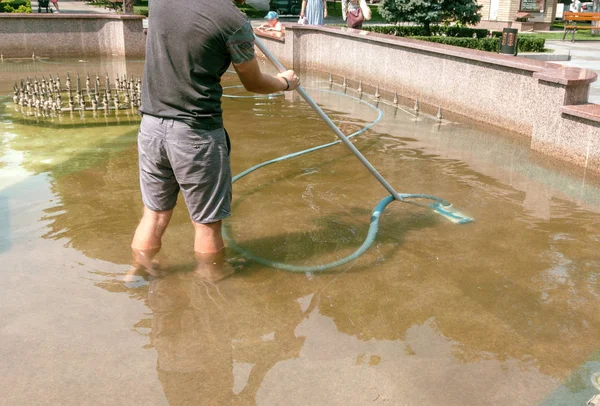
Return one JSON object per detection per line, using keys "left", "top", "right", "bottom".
{"left": 245, "top": 73, "right": 287, "bottom": 94}
{"left": 234, "top": 56, "right": 299, "bottom": 94}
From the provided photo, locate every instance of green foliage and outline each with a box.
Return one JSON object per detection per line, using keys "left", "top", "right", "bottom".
{"left": 0, "top": 0, "right": 31, "bottom": 13}
{"left": 133, "top": 5, "right": 148, "bottom": 16}
{"left": 378, "top": 0, "right": 441, "bottom": 32}
{"left": 412, "top": 36, "right": 498, "bottom": 51}
{"left": 443, "top": 26, "right": 489, "bottom": 38}
{"left": 13, "top": 4, "right": 31, "bottom": 11}
{"left": 363, "top": 25, "right": 489, "bottom": 38}
{"left": 236, "top": 2, "right": 265, "bottom": 18}
{"left": 520, "top": 30, "right": 600, "bottom": 41}
{"left": 411, "top": 35, "right": 546, "bottom": 52}
{"left": 378, "top": 0, "right": 482, "bottom": 34}
{"left": 364, "top": 25, "right": 431, "bottom": 36}
{"left": 517, "top": 36, "right": 546, "bottom": 52}
{"left": 363, "top": 25, "right": 545, "bottom": 52}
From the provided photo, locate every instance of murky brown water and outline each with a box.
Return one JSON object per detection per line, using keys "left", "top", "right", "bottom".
{"left": 1, "top": 57, "right": 599, "bottom": 405}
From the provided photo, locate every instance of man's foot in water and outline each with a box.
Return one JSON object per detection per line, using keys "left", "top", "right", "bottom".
{"left": 125, "top": 247, "right": 163, "bottom": 281}
{"left": 194, "top": 249, "right": 236, "bottom": 283}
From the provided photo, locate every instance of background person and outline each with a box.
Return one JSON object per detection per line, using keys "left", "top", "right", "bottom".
{"left": 258, "top": 11, "right": 284, "bottom": 32}
{"left": 342, "top": 0, "right": 372, "bottom": 29}
{"left": 131, "top": 0, "right": 300, "bottom": 276}
{"left": 50, "top": 0, "right": 59, "bottom": 13}
{"left": 301, "top": 0, "right": 327, "bottom": 25}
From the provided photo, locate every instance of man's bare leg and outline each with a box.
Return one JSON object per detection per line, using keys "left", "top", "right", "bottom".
{"left": 129, "top": 207, "right": 173, "bottom": 277}
{"left": 194, "top": 221, "right": 234, "bottom": 282}
{"left": 193, "top": 220, "right": 224, "bottom": 254}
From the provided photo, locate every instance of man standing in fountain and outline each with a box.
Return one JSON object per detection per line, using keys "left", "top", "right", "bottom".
{"left": 131, "top": 0, "right": 300, "bottom": 278}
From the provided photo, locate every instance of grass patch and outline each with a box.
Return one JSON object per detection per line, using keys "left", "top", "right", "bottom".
{"left": 520, "top": 30, "right": 600, "bottom": 41}
{"left": 543, "top": 20, "right": 600, "bottom": 40}
{"left": 133, "top": 5, "right": 147, "bottom": 16}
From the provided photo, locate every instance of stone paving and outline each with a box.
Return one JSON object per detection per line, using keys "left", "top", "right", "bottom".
{"left": 31, "top": 0, "right": 114, "bottom": 14}
{"left": 546, "top": 40, "right": 600, "bottom": 103}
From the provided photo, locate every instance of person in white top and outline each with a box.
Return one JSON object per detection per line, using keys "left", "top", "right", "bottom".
{"left": 570, "top": 0, "right": 581, "bottom": 12}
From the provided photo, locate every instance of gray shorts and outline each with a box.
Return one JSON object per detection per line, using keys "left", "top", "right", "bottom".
{"left": 137, "top": 115, "right": 232, "bottom": 224}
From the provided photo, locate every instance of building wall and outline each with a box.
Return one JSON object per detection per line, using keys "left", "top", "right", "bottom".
{"left": 478, "top": 0, "right": 558, "bottom": 30}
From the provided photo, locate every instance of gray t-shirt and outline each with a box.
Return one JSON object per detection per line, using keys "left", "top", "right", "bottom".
{"left": 140, "top": 0, "right": 256, "bottom": 129}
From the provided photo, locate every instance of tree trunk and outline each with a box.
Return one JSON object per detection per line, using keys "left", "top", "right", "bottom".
{"left": 123, "top": 0, "right": 134, "bottom": 13}
{"left": 593, "top": 0, "right": 600, "bottom": 36}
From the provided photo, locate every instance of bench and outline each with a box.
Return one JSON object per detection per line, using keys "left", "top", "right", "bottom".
{"left": 563, "top": 11, "right": 600, "bottom": 41}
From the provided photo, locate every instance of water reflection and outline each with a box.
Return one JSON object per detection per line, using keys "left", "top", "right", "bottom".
{"left": 119, "top": 265, "right": 308, "bottom": 405}
{"left": 109, "top": 261, "right": 572, "bottom": 405}
{"left": 148, "top": 272, "right": 235, "bottom": 404}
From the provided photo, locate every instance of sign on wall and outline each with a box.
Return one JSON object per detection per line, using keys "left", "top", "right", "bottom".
{"left": 520, "top": 0, "right": 545, "bottom": 12}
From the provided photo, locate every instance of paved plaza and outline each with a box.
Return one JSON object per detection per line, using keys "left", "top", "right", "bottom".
{"left": 31, "top": 0, "right": 113, "bottom": 13}
{"left": 546, "top": 40, "right": 600, "bottom": 104}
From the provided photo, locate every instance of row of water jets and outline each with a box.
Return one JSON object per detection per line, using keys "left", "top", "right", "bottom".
{"left": 330, "top": 73, "right": 443, "bottom": 121}
{"left": 12, "top": 73, "right": 142, "bottom": 118}
{"left": 10, "top": 70, "right": 443, "bottom": 121}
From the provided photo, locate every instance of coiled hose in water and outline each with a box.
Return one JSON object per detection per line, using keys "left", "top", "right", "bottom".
{"left": 222, "top": 39, "right": 471, "bottom": 273}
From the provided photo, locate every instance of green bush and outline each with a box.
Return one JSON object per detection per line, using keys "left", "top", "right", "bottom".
{"left": 410, "top": 35, "right": 546, "bottom": 52}
{"left": 0, "top": 0, "right": 32, "bottom": 13}
{"left": 363, "top": 25, "right": 430, "bottom": 36}
{"left": 443, "top": 26, "right": 489, "bottom": 38}
{"left": 133, "top": 5, "right": 148, "bottom": 16}
{"left": 236, "top": 3, "right": 264, "bottom": 18}
{"left": 13, "top": 4, "right": 31, "bottom": 11}
{"left": 363, "top": 25, "right": 489, "bottom": 38}
{"left": 379, "top": 0, "right": 482, "bottom": 35}
{"left": 516, "top": 36, "right": 546, "bottom": 52}
{"left": 411, "top": 36, "right": 498, "bottom": 51}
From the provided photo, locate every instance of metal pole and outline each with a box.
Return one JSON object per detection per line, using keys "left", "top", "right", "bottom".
{"left": 254, "top": 36, "right": 405, "bottom": 202}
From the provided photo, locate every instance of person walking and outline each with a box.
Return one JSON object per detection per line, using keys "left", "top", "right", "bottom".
{"left": 342, "top": 0, "right": 372, "bottom": 29}
{"left": 50, "top": 0, "right": 60, "bottom": 13}
{"left": 301, "top": 0, "right": 327, "bottom": 25}
{"left": 131, "top": 0, "right": 300, "bottom": 277}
